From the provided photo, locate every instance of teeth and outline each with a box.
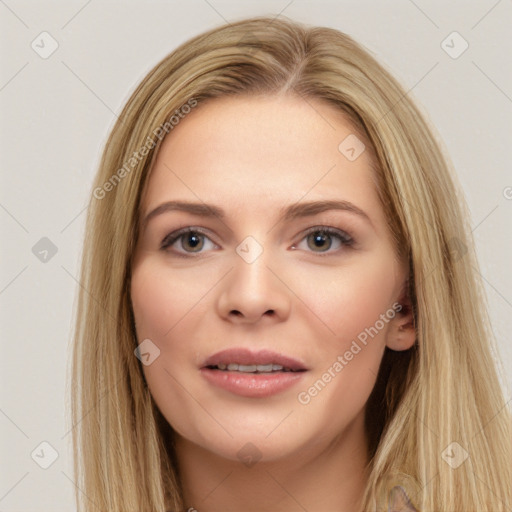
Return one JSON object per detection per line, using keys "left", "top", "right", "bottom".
{"left": 214, "top": 363, "right": 292, "bottom": 373}
{"left": 238, "top": 364, "right": 257, "bottom": 372}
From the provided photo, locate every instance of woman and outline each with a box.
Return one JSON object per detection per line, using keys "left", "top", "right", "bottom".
{"left": 70, "top": 16, "right": 512, "bottom": 512}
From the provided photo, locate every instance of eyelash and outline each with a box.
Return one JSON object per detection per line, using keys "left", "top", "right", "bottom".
{"left": 160, "top": 225, "right": 355, "bottom": 257}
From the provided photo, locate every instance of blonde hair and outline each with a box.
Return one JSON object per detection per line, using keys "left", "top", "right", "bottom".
{"left": 70, "top": 16, "right": 512, "bottom": 512}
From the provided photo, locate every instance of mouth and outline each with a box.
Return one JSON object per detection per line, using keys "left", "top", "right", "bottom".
{"left": 200, "top": 348, "right": 308, "bottom": 398}
{"left": 205, "top": 363, "right": 304, "bottom": 373}
{"left": 201, "top": 347, "right": 308, "bottom": 373}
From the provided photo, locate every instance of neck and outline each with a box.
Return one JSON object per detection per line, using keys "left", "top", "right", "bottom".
{"left": 174, "top": 411, "right": 369, "bottom": 512}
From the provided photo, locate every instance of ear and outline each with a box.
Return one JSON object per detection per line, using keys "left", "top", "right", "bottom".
{"left": 385, "top": 278, "right": 416, "bottom": 352}
{"left": 387, "top": 485, "right": 418, "bottom": 512}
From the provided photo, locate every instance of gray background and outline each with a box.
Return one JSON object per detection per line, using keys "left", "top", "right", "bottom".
{"left": 1, "top": 1, "right": 511, "bottom": 510}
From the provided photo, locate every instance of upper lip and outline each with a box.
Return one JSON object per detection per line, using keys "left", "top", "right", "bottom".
{"left": 201, "top": 348, "right": 308, "bottom": 371}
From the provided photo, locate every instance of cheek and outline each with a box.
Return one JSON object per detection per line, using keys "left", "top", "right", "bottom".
{"left": 131, "top": 260, "right": 209, "bottom": 340}
{"left": 297, "top": 255, "right": 399, "bottom": 346}
{"left": 294, "top": 256, "right": 399, "bottom": 424}
{"left": 130, "top": 261, "right": 212, "bottom": 438}
{"left": 130, "top": 259, "right": 220, "bottom": 390}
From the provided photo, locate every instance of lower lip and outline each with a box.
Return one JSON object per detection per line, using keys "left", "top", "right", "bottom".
{"left": 200, "top": 368, "right": 306, "bottom": 398}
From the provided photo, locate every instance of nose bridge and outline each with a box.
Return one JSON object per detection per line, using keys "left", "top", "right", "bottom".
{"left": 234, "top": 241, "right": 272, "bottom": 290}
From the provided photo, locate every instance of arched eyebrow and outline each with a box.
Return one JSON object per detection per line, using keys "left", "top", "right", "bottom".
{"left": 282, "top": 200, "right": 371, "bottom": 225}
{"left": 141, "top": 199, "right": 372, "bottom": 231}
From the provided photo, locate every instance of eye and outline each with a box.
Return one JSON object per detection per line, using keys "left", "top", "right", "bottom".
{"left": 160, "top": 227, "right": 218, "bottom": 255}
{"left": 292, "top": 226, "right": 354, "bottom": 254}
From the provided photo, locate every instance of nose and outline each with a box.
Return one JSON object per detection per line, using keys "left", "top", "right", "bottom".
{"left": 216, "top": 247, "right": 292, "bottom": 325}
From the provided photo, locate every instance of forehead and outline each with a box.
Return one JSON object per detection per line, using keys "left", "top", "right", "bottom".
{"left": 140, "top": 94, "right": 382, "bottom": 227}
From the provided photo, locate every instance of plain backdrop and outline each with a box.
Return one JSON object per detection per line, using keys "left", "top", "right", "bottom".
{"left": 1, "top": 1, "right": 511, "bottom": 510}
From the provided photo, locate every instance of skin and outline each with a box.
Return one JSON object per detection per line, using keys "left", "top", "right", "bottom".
{"left": 130, "top": 93, "right": 416, "bottom": 512}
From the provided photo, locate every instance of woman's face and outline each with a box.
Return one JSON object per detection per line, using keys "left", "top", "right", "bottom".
{"left": 131, "top": 94, "right": 413, "bottom": 464}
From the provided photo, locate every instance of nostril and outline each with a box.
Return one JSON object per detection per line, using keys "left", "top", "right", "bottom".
{"left": 228, "top": 309, "right": 275, "bottom": 319}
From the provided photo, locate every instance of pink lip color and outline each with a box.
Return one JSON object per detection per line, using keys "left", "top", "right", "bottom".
{"left": 200, "top": 367, "right": 306, "bottom": 398}
{"left": 200, "top": 347, "right": 308, "bottom": 398}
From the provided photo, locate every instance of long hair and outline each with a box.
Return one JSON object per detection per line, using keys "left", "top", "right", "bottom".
{"left": 70, "top": 15, "right": 512, "bottom": 512}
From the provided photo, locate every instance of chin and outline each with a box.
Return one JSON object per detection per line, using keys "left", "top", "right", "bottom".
{"left": 173, "top": 419, "right": 311, "bottom": 465}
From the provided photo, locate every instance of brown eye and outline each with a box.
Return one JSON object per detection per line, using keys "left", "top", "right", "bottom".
{"left": 180, "top": 232, "right": 204, "bottom": 252}
{"left": 161, "top": 228, "right": 217, "bottom": 255}
{"left": 306, "top": 231, "right": 333, "bottom": 252}
{"left": 293, "top": 227, "right": 354, "bottom": 255}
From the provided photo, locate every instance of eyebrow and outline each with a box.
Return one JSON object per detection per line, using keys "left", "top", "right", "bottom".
{"left": 141, "top": 199, "right": 372, "bottom": 230}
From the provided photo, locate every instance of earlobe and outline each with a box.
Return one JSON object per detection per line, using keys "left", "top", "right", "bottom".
{"left": 385, "top": 280, "right": 416, "bottom": 351}
{"left": 385, "top": 312, "right": 416, "bottom": 351}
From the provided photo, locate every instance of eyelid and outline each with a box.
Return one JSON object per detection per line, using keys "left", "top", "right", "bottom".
{"left": 299, "top": 225, "right": 354, "bottom": 244}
